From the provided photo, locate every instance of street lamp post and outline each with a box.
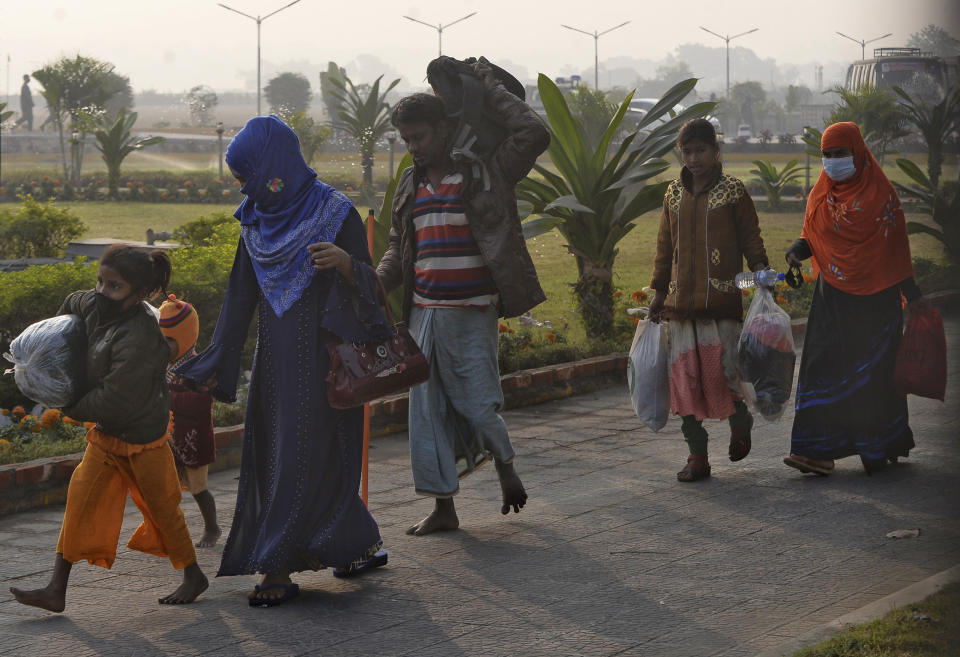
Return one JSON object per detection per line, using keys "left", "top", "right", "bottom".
{"left": 218, "top": 0, "right": 303, "bottom": 116}
{"left": 700, "top": 26, "right": 759, "bottom": 134}
{"left": 70, "top": 130, "right": 80, "bottom": 188}
{"left": 386, "top": 130, "right": 397, "bottom": 176}
{"left": 561, "top": 21, "right": 630, "bottom": 91}
{"left": 216, "top": 121, "right": 225, "bottom": 180}
{"left": 835, "top": 31, "right": 892, "bottom": 60}
{"left": 403, "top": 13, "right": 477, "bottom": 57}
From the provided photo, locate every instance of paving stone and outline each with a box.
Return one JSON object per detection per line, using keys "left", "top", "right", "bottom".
{"left": 0, "top": 311, "right": 957, "bottom": 656}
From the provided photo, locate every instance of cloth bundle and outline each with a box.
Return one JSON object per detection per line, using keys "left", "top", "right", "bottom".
{"left": 737, "top": 288, "right": 796, "bottom": 421}
{"left": 4, "top": 315, "right": 87, "bottom": 408}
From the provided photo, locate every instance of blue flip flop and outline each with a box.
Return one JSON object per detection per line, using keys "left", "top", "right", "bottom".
{"left": 248, "top": 581, "right": 300, "bottom": 607}
{"left": 332, "top": 550, "right": 388, "bottom": 578}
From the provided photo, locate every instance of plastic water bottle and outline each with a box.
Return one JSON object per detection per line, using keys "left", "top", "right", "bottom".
{"left": 734, "top": 269, "right": 784, "bottom": 289}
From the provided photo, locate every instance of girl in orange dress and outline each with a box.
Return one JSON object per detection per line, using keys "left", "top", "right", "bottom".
{"left": 9, "top": 245, "right": 208, "bottom": 612}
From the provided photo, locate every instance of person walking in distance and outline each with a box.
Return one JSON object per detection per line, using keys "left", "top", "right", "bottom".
{"left": 14, "top": 74, "right": 34, "bottom": 131}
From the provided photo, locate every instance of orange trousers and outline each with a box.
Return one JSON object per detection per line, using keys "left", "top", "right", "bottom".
{"left": 57, "top": 429, "right": 197, "bottom": 570}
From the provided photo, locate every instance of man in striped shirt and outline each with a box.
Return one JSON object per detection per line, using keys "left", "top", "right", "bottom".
{"left": 378, "top": 61, "right": 549, "bottom": 536}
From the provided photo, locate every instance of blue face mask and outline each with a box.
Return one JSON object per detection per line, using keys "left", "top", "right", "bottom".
{"left": 822, "top": 156, "right": 856, "bottom": 182}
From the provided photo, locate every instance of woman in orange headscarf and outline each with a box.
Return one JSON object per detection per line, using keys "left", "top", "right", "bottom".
{"left": 782, "top": 122, "right": 926, "bottom": 476}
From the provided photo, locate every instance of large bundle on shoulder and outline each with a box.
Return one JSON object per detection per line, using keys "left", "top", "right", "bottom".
{"left": 426, "top": 55, "right": 526, "bottom": 169}
{"left": 3, "top": 315, "right": 87, "bottom": 409}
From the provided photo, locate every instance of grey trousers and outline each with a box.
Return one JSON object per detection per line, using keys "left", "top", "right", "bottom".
{"left": 408, "top": 305, "right": 515, "bottom": 497}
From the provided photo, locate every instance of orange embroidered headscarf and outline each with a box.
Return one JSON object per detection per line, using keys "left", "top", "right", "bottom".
{"left": 801, "top": 121, "right": 913, "bottom": 295}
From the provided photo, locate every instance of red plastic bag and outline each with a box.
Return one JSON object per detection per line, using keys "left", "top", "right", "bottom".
{"left": 894, "top": 304, "right": 946, "bottom": 400}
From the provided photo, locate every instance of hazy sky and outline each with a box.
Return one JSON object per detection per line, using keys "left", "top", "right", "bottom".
{"left": 3, "top": 0, "right": 958, "bottom": 95}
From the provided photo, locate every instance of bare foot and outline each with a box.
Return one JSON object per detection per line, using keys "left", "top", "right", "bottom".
{"left": 495, "top": 459, "right": 527, "bottom": 515}
{"left": 9, "top": 585, "right": 66, "bottom": 613}
{"left": 159, "top": 562, "right": 208, "bottom": 604}
{"left": 195, "top": 525, "right": 222, "bottom": 548}
{"left": 406, "top": 498, "right": 459, "bottom": 536}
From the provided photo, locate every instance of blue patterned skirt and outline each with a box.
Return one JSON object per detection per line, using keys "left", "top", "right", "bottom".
{"left": 790, "top": 276, "right": 914, "bottom": 463}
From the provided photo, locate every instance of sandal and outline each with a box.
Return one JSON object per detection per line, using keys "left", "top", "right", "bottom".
{"left": 783, "top": 454, "right": 834, "bottom": 476}
{"left": 677, "top": 455, "right": 711, "bottom": 482}
{"left": 248, "top": 582, "right": 300, "bottom": 608}
{"left": 728, "top": 414, "right": 754, "bottom": 462}
{"left": 333, "top": 550, "right": 388, "bottom": 578}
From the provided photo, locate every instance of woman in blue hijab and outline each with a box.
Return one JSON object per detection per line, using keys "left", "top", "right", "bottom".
{"left": 177, "top": 116, "right": 392, "bottom": 606}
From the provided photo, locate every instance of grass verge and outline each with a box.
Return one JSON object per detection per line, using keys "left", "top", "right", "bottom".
{"left": 792, "top": 582, "right": 960, "bottom": 657}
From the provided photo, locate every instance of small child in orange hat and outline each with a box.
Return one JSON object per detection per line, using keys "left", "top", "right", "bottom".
{"left": 159, "top": 294, "right": 220, "bottom": 548}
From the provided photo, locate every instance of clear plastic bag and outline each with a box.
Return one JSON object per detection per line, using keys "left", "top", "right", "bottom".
{"left": 3, "top": 315, "right": 87, "bottom": 409}
{"left": 628, "top": 319, "right": 669, "bottom": 432}
{"left": 737, "top": 288, "right": 796, "bottom": 421}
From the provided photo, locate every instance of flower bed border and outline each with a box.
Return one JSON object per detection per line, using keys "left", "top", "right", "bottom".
{"left": 0, "top": 353, "right": 629, "bottom": 516}
{"left": 1, "top": 288, "right": 956, "bottom": 517}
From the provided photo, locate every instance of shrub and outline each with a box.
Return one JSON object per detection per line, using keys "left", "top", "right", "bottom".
{"left": 0, "top": 196, "right": 87, "bottom": 258}
{"left": 171, "top": 211, "right": 235, "bottom": 246}
{"left": 167, "top": 219, "right": 258, "bottom": 365}
{"left": 913, "top": 257, "right": 960, "bottom": 293}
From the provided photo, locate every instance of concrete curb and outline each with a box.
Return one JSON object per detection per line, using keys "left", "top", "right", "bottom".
{"left": 755, "top": 564, "right": 960, "bottom": 657}
{"left": 0, "top": 353, "right": 629, "bottom": 517}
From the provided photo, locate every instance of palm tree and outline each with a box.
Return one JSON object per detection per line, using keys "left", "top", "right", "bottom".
{"left": 32, "top": 55, "right": 129, "bottom": 180}
{"left": 892, "top": 85, "right": 960, "bottom": 190}
{"left": 894, "top": 158, "right": 960, "bottom": 265}
{"left": 828, "top": 85, "right": 909, "bottom": 165}
{"left": 329, "top": 74, "right": 400, "bottom": 186}
{"left": 84, "top": 108, "right": 164, "bottom": 197}
{"left": 517, "top": 75, "right": 714, "bottom": 338}
{"left": 750, "top": 159, "right": 804, "bottom": 209}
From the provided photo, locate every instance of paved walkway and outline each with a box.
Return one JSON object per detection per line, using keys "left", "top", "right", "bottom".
{"left": 1, "top": 313, "right": 958, "bottom": 657}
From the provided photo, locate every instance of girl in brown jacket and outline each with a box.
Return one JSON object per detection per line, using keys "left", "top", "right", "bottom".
{"left": 648, "top": 119, "right": 770, "bottom": 482}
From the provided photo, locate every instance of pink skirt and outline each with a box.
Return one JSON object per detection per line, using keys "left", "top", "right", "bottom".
{"left": 668, "top": 318, "right": 742, "bottom": 420}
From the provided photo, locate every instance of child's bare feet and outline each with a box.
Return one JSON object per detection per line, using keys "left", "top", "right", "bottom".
{"left": 495, "top": 459, "right": 527, "bottom": 514}
{"left": 9, "top": 585, "right": 66, "bottom": 613}
{"left": 195, "top": 525, "right": 222, "bottom": 548}
{"left": 406, "top": 497, "right": 459, "bottom": 535}
{"left": 159, "top": 562, "right": 208, "bottom": 604}
{"left": 10, "top": 553, "right": 72, "bottom": 612}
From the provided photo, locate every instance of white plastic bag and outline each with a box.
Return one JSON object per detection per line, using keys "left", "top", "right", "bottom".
{"left": 3, "top": 315, "right": 87, "bottom": 409}
{"left": 627, "top": 319, "right": 669, "bottom": 432}
{"left": 737, "top": 288, "right": 796, "bottom": 421}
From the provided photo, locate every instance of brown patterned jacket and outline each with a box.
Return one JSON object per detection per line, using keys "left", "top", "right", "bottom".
{"left": 650, "top": 165, "right": 768, "bottom": 320}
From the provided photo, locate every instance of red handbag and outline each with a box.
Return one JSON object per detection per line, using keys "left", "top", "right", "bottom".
{"left": 893, "top": 303, "right": 946, "bottom": 401}
{"left": 325, "top": 280, "right": 429, "bottom": 409}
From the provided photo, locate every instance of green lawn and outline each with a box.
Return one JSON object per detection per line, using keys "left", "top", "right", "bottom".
{"left": 517, "top": 207, "right": 947, "bottom": 343}
{"left": 3, "top": 150, "right": 393, "bottom": 186}
{"left": 47, "top": 201, "right": 240, "bottom": 242}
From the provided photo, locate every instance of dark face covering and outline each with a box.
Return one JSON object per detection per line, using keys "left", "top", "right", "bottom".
{"left": 95, "top": 291, "right": 132, "bottom": 322}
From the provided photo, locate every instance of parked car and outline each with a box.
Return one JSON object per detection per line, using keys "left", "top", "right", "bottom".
{"left": 625, "top": 98, "right": 722, "bottom": 136}
{"left": 737, "top": 124, "right": 753, "bottom": 139}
